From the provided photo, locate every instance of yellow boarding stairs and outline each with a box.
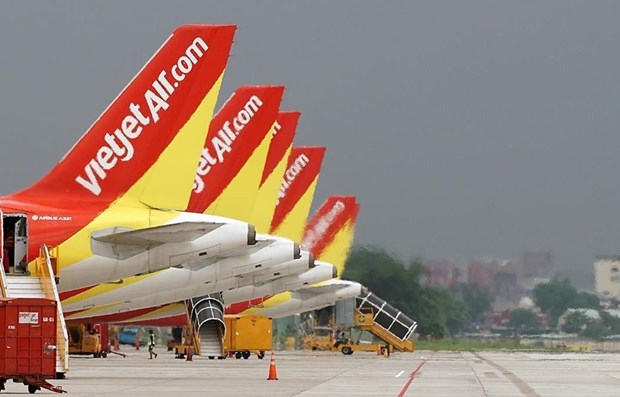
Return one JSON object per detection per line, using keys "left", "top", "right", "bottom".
{"left": 354, "top": 290, "right": 417, "bottom": 353}
{"left": 354, "top": 308, "right": 414, "bottom": 352}
{"left": 180, "top": 295, "right": 226, "bottom": 359}
{"left": 0, "top": 245, "right": 70, "bottom": 377}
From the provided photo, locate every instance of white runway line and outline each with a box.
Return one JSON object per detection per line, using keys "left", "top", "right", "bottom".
{"left": 396, "top": 370, "right": 405, "bottom": 378}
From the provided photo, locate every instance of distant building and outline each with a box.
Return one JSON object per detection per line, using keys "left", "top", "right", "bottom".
{"left": 467, "top": 260, "right": 498, "bottom": 290}
{"left": 521, "top": 251, "right": 553, "bottom": 280}
{"left": 494, "top": 261, "right": 521, "bottom": 311}
{"left": 594, "top": 257, "right": 620, "bottom": 299}
{"left": 423, "top": 260, "right": 460, "bottom": 289}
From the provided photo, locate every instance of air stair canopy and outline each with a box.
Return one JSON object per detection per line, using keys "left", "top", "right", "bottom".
{"left": 186, "top": 293, "right": 226, "bottom": 358}
{"left": 355, "top": 290, "right": 417, "bottom": 352}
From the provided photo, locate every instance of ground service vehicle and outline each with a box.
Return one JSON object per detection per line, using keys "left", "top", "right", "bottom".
{"left": 224, "top": 315, "right": 272, "bottom": 359}
{"left": 67, "top": 323, "right": 106, "bottom": 358}
{"left": 0, "top": 298, "right": 65, "bottom": 394}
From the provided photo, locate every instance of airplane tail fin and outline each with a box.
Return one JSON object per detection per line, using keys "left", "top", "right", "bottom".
{"left": 301, "top": 196, "right": 360, "bottom": 277}
{"left": 249, "top": 111, "right": 300, "bottom": 233}
{"left": 10, "top": 25, "right": 236, "bottom": 210}
{"left": 269, "top": 146, "right": 326, "bottom": 242}
{"left": 187, "top": 85, "right": 284, "bottom": 219}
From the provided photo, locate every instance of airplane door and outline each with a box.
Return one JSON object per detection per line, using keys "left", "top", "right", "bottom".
{"left": 13, "top": 216, "right": 28, "bottom": 271}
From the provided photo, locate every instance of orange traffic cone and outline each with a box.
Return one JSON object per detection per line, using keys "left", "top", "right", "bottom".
{"left": 267, "top": 351, "right": 278, "bottom": 380}
{"left": 376, "top": 345, "right": 382, "bottom": 356}
{"left": 114, "top": 338, "right": 120, "bottom": 351}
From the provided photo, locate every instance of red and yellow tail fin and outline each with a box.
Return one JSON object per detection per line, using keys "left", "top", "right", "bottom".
{"left": 10, "top": 25, "right": 236, "bottom": 213}
{"left": 249, "top": 111, "right": 299, "bottom": 233}
{"left": 186, "top": 85, "right": 284, "bottom": 221}
{"left": 302, "top": 196, "right": 360, "bottom": 276}
{"left": 269, "top": 146, "right": 326, "bottom": 242}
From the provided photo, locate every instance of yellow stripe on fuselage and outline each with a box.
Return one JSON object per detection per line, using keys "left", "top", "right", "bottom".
{"left": 62, "top": 272, "right": 156, "bottom": 307}
{"left": 128, "top": 302, "right": 186, "bottom": 322}
{"left": 242, "top": 292, "right": 292, "bottom": 315}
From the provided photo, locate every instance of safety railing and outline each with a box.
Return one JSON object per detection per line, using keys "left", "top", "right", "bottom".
{"left": 35, "top": 245, "right": 69, "bottom": 373}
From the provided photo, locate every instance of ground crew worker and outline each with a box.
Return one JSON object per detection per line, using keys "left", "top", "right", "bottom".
{"left": 148, "top": 329, "right": 158, "bottom": 359}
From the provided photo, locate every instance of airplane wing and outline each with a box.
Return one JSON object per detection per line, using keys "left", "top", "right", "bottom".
{"left": 91, "top": 221, "right": 224, "bottom": 260}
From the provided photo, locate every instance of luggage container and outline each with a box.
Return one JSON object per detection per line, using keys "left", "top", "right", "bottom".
{"left": 224, "top": 315, "right": 272, "bottom": 359}
{"left": 0, "top": 298, "right": 65, "bottom": 393}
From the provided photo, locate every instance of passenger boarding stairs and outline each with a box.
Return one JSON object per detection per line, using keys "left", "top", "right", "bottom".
{"left": 354, "top": 290, "right": 417, "bottom": 352}
{"left": 0, "top": 246, "right": 70, "bottom": 376}
{"left": 185, "top": 293, "right": 226, "bottom": 359}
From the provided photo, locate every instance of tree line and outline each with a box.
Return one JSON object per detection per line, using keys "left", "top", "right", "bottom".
{"left": 343, "top": 245, "right": 619, "bottom": 339}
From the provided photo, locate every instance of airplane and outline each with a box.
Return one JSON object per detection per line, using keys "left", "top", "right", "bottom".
{"left": 60, "top": 111, "right": 329, "bottom": 323}
{"left": 62, "top": 144, "right": 328, "bottom": 320}
{"left": 0, "top": 25, "right": 272, "bottom": 297}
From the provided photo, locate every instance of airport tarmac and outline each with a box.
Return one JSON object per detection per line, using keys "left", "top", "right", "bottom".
{"left": 2, "top": 349, "right": 619, "bottom": 396}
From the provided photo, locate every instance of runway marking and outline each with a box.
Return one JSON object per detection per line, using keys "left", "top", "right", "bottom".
{"left": 396, "top": 370, "right": 405, "bottom": 378}
{"left": 397, "top": 355, "right": 431, "bottom": 397}
{"left": 472, "top": 352, "right": 541, "bottom": 397}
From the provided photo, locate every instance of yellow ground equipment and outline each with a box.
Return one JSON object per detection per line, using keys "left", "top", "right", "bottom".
{"left": 301, "top": 306, "right": 414, "bottom": 355}
{"left": 68, "top": 323, "right": 106, "bottom": 358}
{"left": 224, "top": 315, "right": 272, "bottom": 359}
{"left": 174, "top": 325, "right": 197, "bottom": 359}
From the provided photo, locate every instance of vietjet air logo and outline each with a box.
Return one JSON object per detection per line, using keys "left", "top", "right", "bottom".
{"left": 276, "top": 153, "right": 310, "bottom": 205}
{"left": 193, "top": 95, "right": 264, "bottom": 194}
{"left": 75, "top": 38, "right": 209, "bottom": 196}
{"left": 302, "top": 200, "right": 345, "bottom": 251}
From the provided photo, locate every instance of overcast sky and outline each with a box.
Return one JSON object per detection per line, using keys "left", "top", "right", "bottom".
{"left": 1, "top": 1, "right": 619, "bottom": 286}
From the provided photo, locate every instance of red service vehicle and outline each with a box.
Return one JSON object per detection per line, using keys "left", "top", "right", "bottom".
{"left": 0, "top": 298, "right": 66, "bottom": 393}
